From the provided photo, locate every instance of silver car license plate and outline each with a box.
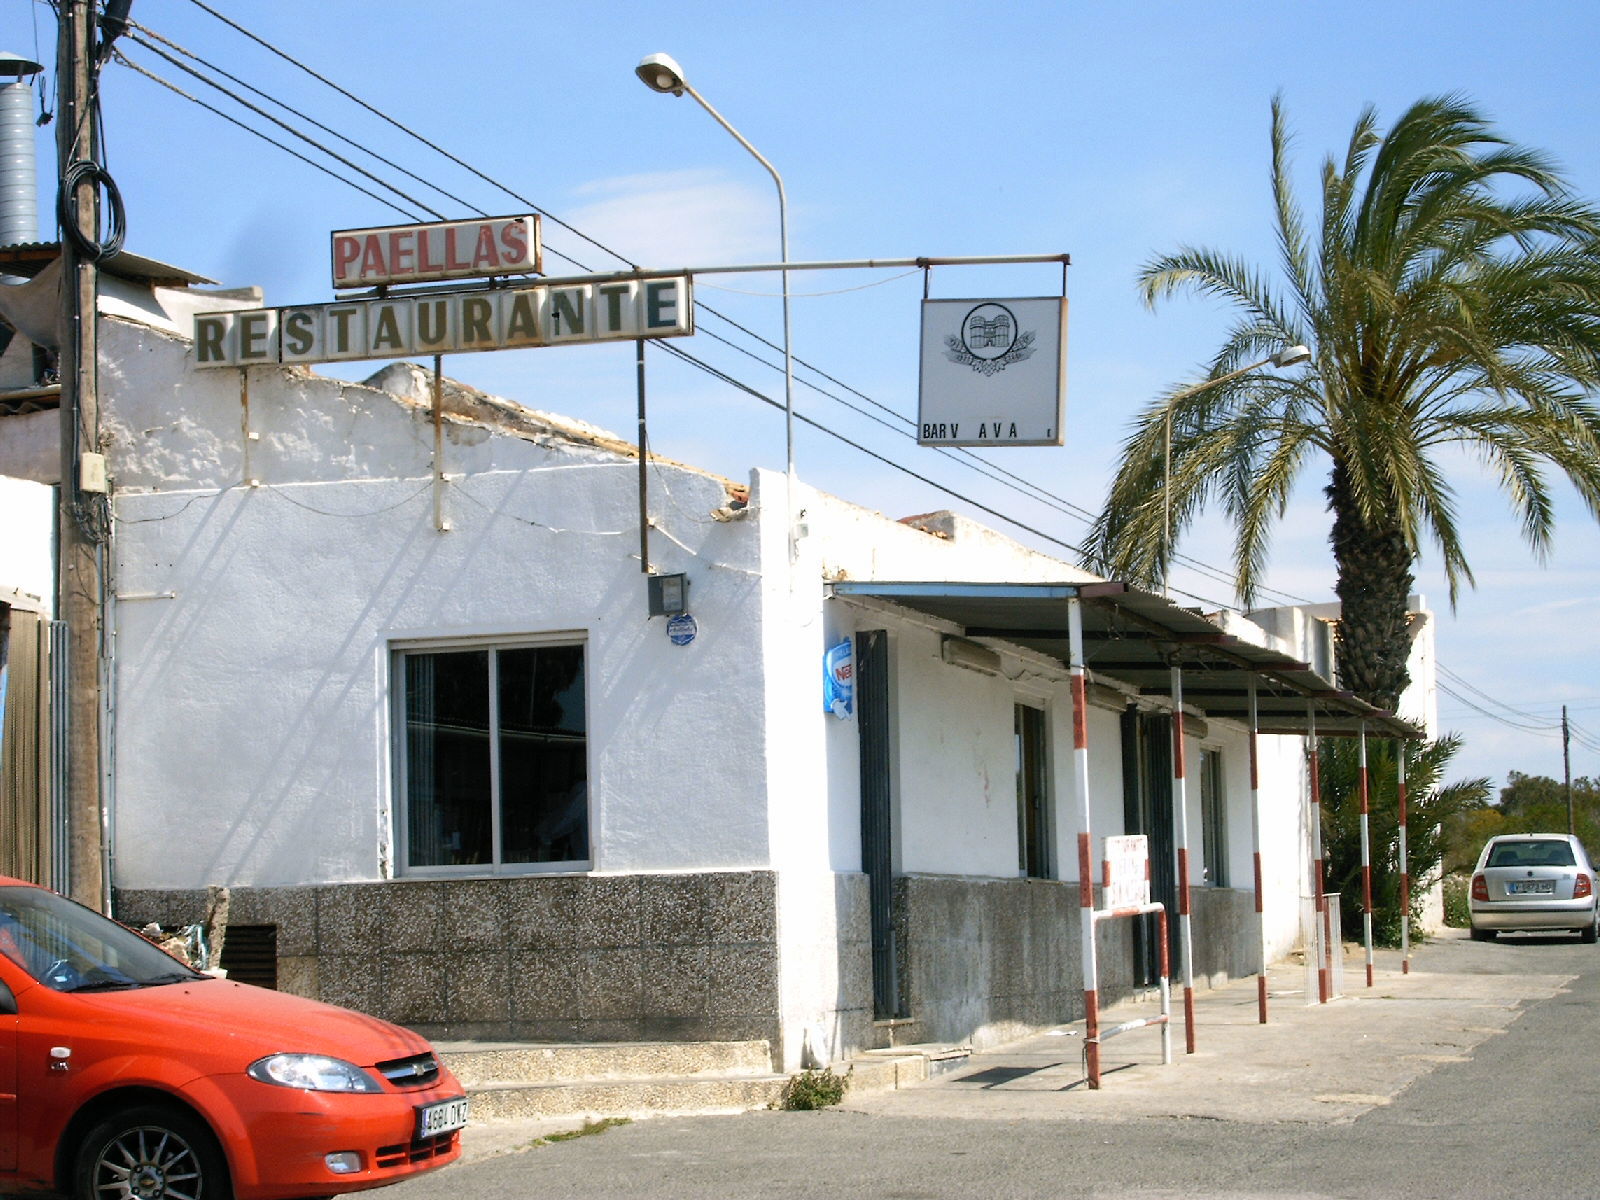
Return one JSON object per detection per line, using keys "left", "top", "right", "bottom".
{"left": 416, "top": 1096, "right": 470, "bottom": 1139}
{"left": 1508, "top": 880, "right": 1555, "bottom": 895}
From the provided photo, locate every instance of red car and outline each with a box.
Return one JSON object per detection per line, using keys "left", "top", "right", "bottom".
{"left": 0, "top": 876, "right": 467, "bottom": 1200}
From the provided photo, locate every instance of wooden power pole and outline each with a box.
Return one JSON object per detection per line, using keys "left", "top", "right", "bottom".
{"left": 56, "top": 0, "right": 107, "bottom": 910}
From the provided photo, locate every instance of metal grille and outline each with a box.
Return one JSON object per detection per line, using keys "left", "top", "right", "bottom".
{"left": 218, "top": 924, "right": 278, "bottom": 989}
{"left": 376, "top": 1052, "right": 442, "bottom": 1088}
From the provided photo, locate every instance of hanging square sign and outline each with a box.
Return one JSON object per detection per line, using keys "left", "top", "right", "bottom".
{"left": 917, "top": 297, "right": 1067, "bottom": 446}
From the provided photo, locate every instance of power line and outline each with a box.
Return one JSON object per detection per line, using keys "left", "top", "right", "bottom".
{"left": 126, "top": 5, "right": 1308, "bottom": 610}
{"left": 112, "top": 54, "right": 422, "bottom": 220}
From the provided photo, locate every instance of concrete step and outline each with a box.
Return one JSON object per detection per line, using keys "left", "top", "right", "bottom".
{"left": 435, "top": 1039, "right": 959, "bottom": 1123}
{"left": 436, "top": 1039, "right": 775, "bottom": 1088}
{"left": 466, "top": 1073, "right": 789, "bottom": 1120}
{"left": 436, "top": 1040, "right": 786, "bottom": 1121}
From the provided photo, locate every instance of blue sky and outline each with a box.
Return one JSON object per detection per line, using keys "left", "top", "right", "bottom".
{"left": 14, "top": 0, "right": 1600, "bottom": 790}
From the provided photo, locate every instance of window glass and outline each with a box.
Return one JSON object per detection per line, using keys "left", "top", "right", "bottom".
{"left": 498, "top": 644, "right": 588, "bottom": 864}
{"left": 1487, "top": 840, "right": 1575, "bottom": 868}
{"left": 1015, "top": 703, "right": 1051, "bottom": 879}
{"left": 405, "top": 649, "right": 492, "bottom": 867}
{"left": 1199, "top": 748, "right": 1228, "bottom": 887}
{"left": 0, "top": 885, "right": 202, "bottom": 991}
{"left": 399, "top": 642, "right": 588, "bottom": 873}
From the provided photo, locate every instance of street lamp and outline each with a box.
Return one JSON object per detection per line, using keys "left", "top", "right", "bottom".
{"left": 636, "top": 53, "right": 798, "bottom": 560}
{"left": 1162, "top": 344, "right": 1311, "bottom": 591}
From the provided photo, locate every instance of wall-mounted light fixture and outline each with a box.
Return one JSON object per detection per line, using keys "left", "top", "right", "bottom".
{"left": 648, "top": 572, "right": 689, "bottom": 616}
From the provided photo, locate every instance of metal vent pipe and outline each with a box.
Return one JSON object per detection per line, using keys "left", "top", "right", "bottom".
{"left": 0, "top": 52, "right": 44, "bottom": 249}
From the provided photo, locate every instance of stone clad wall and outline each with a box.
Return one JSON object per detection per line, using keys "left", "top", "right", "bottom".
{"left": 1189, "top": 886, "right": 1261, "bottom": 985}
{"left": 116, "top": 870, "right": 781, "bottom": 1053}
{"left": 891, "top": 876, "right": 1260, "bottom": 1050}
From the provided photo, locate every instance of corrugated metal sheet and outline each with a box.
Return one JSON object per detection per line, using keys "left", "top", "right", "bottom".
{"left": 829, "top": 579, "right": 1419, "bottom": 740}
{"left": 0, "top": 241, "right": 215, "bottom": 287}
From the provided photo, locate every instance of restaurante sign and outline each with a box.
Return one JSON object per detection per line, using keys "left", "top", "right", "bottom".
{"left": 194, "top": 276, "right": 695, "bottom": 368}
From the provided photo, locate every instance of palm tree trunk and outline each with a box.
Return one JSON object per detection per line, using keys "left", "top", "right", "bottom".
{"left": 1326, "top": 460, "right": 1414, "bottom": 712}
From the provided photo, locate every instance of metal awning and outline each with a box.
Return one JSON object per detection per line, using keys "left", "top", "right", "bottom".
{"left": 828, "top": 579, "right": 1419, "bottom": 739}
{"left": 0, "top": 242, "right": 216, "bottom": 287}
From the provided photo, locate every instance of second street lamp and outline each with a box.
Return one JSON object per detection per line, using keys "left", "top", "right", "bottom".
{"left": 636, "top": 53, "right": 799, "bottom": 561}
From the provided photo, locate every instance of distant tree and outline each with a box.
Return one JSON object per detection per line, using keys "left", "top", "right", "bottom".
{"left": 1443, "top": 805, "right": 1504, "bottom": 874}
{"left": 1316, "top": 734, "right": 1490, "bottom": 944}
{"left": 1495, "top": 770, "right": 1600, "bottom": 849}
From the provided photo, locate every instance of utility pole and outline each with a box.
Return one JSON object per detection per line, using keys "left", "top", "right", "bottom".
{"left": 56, "top": 0, "right": 107, "bottom": 910}
{"left": 1564, "top": 705, "right": 1574, "bottom": 837}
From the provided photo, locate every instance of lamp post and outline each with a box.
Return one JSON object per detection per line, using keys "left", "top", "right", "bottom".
{"left": 1162, "top": 344, "right": 1311, "bottom": 592}
{"left": 636, "top": 53, "right": 797, "bottom": 560}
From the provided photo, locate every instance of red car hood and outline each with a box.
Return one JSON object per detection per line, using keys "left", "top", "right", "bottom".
{"left": 66, "top": 977, "right": 433, "bottom": 1069}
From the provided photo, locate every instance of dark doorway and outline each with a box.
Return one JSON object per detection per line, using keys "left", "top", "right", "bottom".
{"left": 856, "top": 630, "right": 903, "bottom": 1018}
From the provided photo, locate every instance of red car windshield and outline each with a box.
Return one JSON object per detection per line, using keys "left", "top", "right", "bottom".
{"left": 0, "top": 885, "right": 204, "bottom": 992}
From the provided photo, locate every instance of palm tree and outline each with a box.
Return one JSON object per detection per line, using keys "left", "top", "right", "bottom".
{"left": 1088, "top": 95, "right": 1600, "bottom": 711}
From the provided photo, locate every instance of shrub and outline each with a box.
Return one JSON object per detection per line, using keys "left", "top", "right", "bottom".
{"left": 780, "top": 1067, "right": 847, "bottom": 1110}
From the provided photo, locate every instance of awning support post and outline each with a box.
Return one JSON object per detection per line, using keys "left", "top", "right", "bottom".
{"left": 1398, "top": 746, "right": 1411, "bottom": 975}
{"left": 1359, "top": 721, "right": 1375, "bottom": 987}
{"left": 1068, "top": 598, "right": 1102, "bottom": 1087}
{"left": 1171, "top": 661, "right": 1196, "bottom": 1054}
{"left": 1308, "top": 704, "right": 1330, "bottom": 1003}
{"left": 1249, "top": 677, "right": 1267, "bottom": 1023}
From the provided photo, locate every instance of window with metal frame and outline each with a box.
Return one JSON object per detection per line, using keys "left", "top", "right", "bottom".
{"left": 1015, "top": 702, "right": 1051, "bottom": 879}
{"left": 1198, "top": 747, "right": 1228, "bottom": 887}
{"left": 395, "top": 639, "right": 588, "bottom": 873}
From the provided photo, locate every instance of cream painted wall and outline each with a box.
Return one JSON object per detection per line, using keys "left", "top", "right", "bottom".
{"left": 104, "top": 317, "right": 772, "bottom": 888}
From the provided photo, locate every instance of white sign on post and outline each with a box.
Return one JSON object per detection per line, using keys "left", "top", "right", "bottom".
{"left": 1103, "top": 834, "right": 1150, "bottom": 910}
{"left": 917, "top": 296, "right": 1067, "bottom": 446}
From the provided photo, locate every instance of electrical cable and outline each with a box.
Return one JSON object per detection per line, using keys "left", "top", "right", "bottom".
{"left": 123, "top": 18, "right": 485, "bottom": 218}
{"left": 1436, "top": 679, "right": 1558, "bottom": 734}
{"left": 113, "top": 54, "right": 425, "bottom": 221}
{"left": 57, "top": 159, "right": 124, "bottom": 260}
{"left": 137, "top": 4, "right": 1311, "bottom": 609}
{"left": 118, "top": 34, "right": 443, "bottom": 220}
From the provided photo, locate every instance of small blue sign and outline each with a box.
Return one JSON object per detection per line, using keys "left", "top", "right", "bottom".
{"left": 667, "top": 613, "right": 698, "bottom": 646}
{"left": 824, "top": 637, "right": 854, "bottom": 718}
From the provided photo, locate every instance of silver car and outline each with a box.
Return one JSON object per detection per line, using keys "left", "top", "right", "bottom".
{"left": 1469, "top": 833, "right": 1599, "bottom": 942}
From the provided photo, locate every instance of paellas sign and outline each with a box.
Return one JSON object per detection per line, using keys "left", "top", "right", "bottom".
{"left": 193, "top": 277, "right": 694, "bottom": 368}
{"left": 331, "top": 215, "right": 542, "bottom": 289}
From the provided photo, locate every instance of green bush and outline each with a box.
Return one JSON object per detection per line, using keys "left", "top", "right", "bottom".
{"left": 780, "top": 1067, "right": 847, "bottom": 1110}
{"left": 1441, "top": 873, "right": 1469, "bottom": 928}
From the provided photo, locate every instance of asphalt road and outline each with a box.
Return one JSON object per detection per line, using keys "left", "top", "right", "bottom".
{"left": 397, "top": 932, "right": 1600, "bottom": 1200}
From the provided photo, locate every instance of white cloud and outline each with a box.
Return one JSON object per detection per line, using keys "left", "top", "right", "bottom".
{"left": 559, "top": 170, "right": 781, "bottom": 272}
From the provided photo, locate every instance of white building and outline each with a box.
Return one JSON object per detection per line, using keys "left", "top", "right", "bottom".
{"left": 0, "top": 254, "right": 1424, "bottom": 1070}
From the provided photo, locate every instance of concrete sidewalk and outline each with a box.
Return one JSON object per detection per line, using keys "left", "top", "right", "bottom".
{"left": 459, "top": 930, "right": 1572, "bottom": 1158}
{"left": 841, "top": 930, "right": 1572, "bottom": 1125}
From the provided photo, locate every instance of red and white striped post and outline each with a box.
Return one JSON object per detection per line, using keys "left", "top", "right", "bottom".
{"left": 1308, "top": 704, "right": 1330, "bottom": 1004}
{"left": 1359, "top": 722, "right": 1375, "bottom": 988}
{"left": 1171, "top": 663, "right": 1196, "bottom": 1054}
{"left": 1068, "top": 598, "right": 1102, "bottom": 1086}
{"left": 1398, "top": 746, "right": 1411, "bottom": 975}
{"left": 1249, "top": 678, "right": 1267, "bottom": 1023}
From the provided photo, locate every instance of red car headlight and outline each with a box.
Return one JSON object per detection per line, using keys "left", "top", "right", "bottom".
{"left": 248, "top": 1053, "right": 383, "bottom": 1093}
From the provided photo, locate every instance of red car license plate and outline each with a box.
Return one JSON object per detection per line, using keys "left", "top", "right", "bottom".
{"left": 416, "top": 1096, "right": 470, "bottom": 1139}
